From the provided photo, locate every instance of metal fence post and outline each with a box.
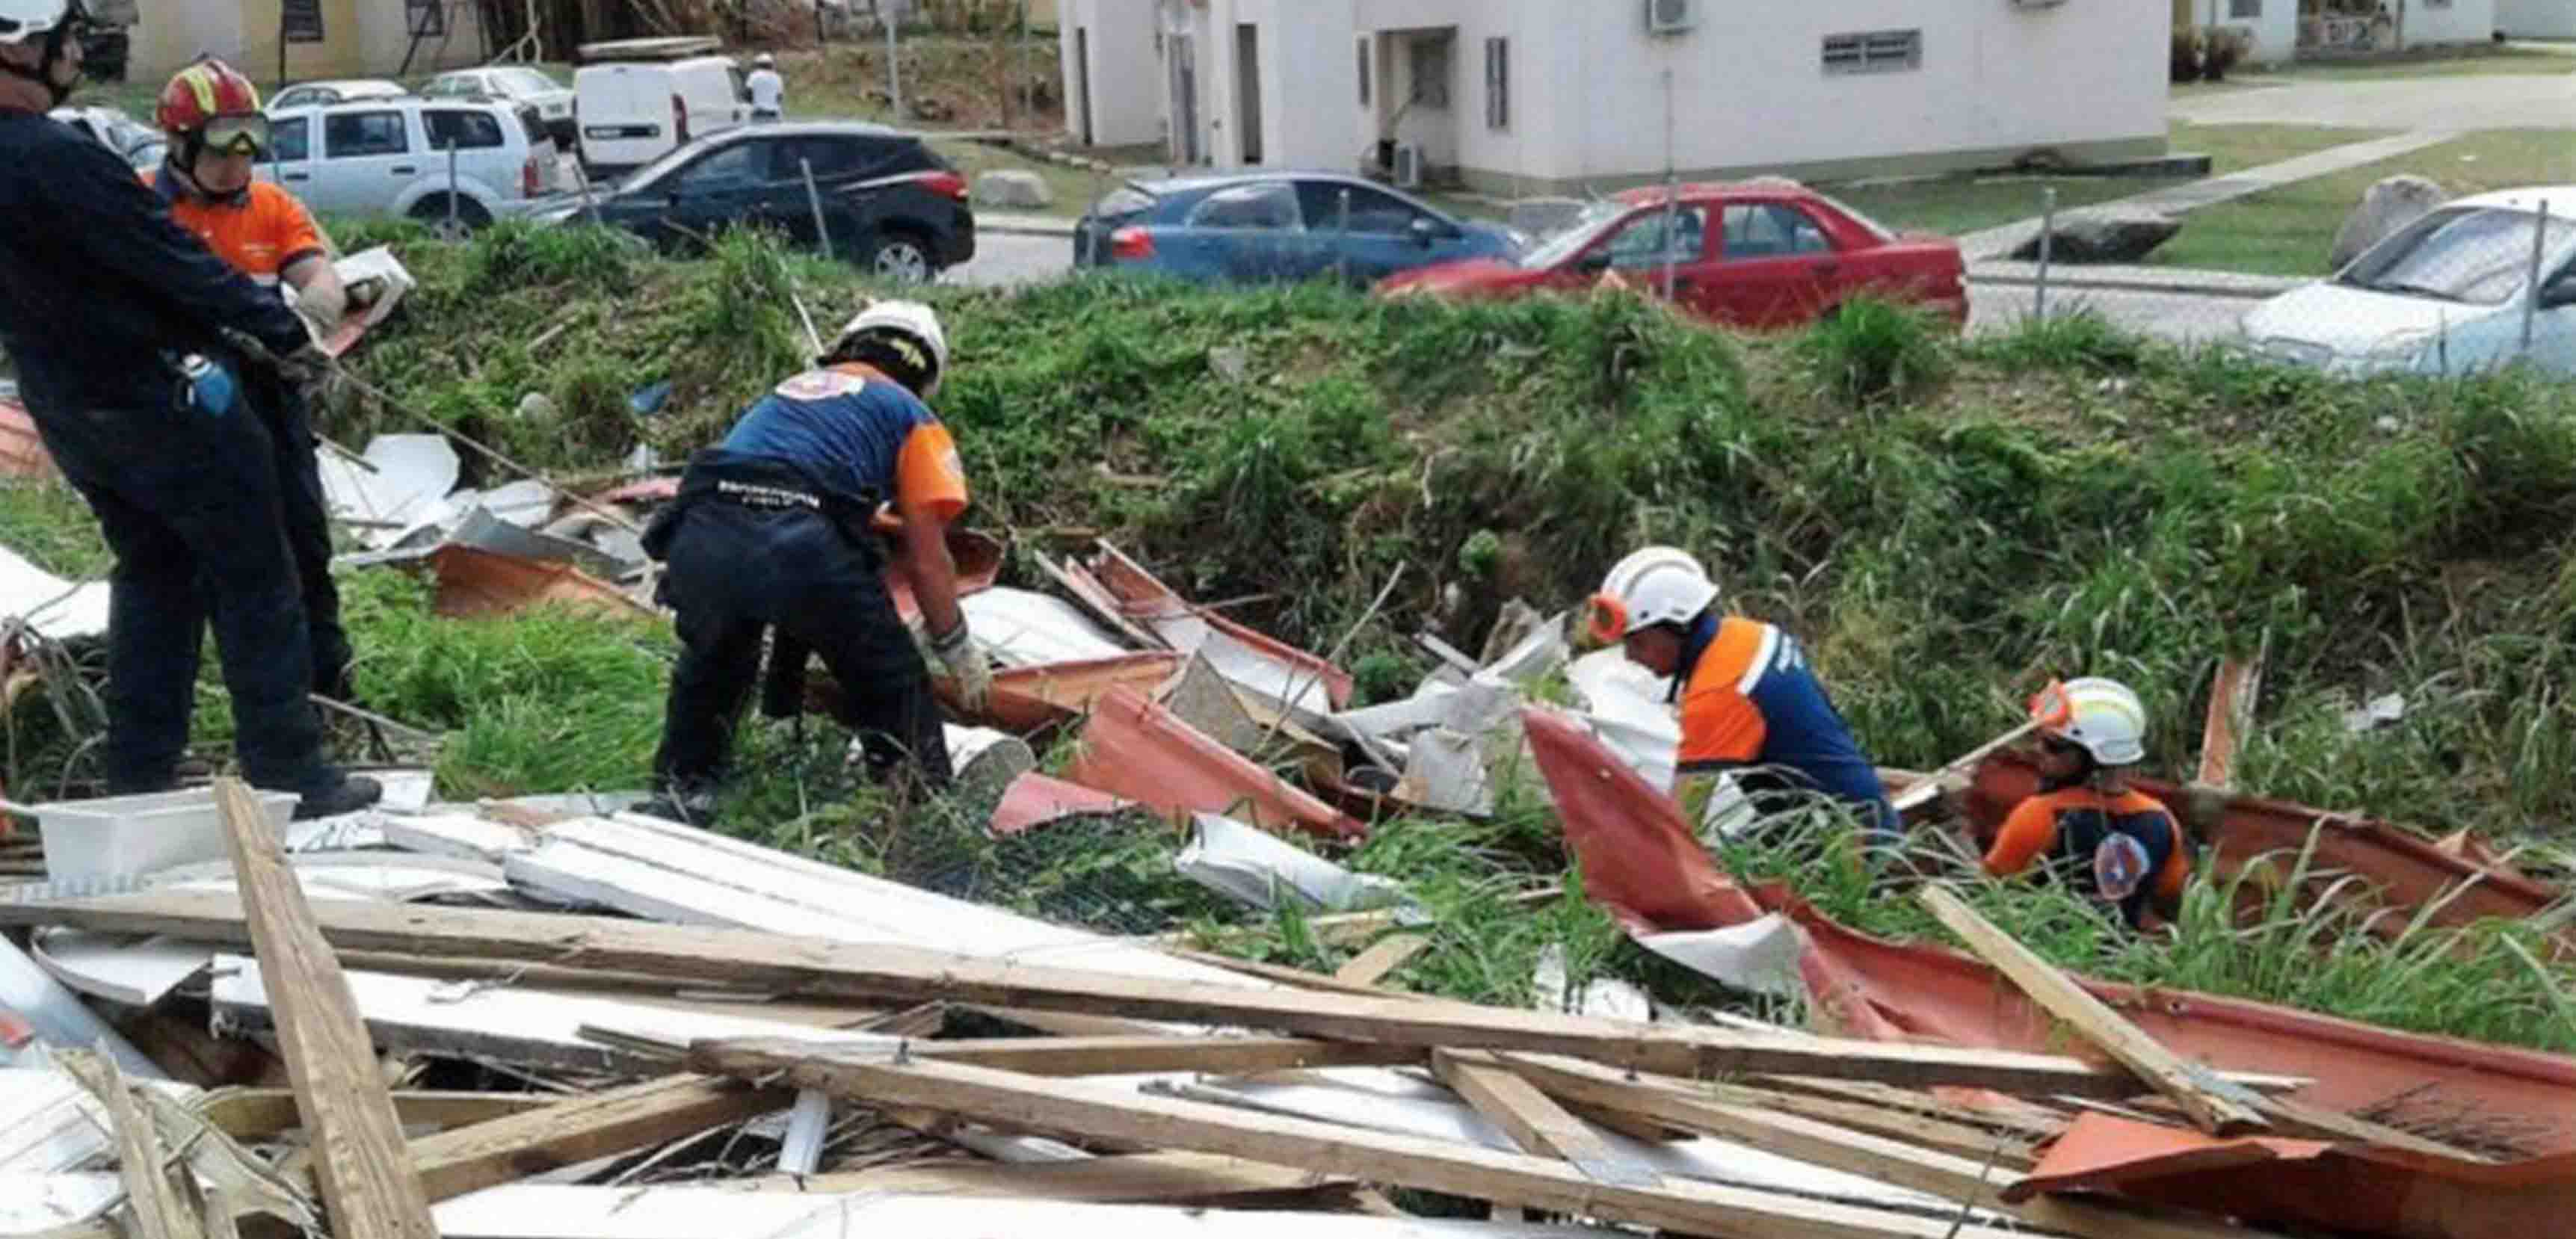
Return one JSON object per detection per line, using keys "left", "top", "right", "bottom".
{"left": 2034, "top": 185, "right": 2056, "bottom": 322}
{"left": 1337, "top": 188, "right": 1351, "bottom": 287}
{"left": 2524, "top": 200, "right": 2550, "bottom": 359}
{"left": 887, "top": 4, "right": 903, "bottom": 122}
{"left": 446, "top": 140, "right": 460, "bottom": 236}
{"left": 802, "top": 157, "right": 834, "bottom": 264}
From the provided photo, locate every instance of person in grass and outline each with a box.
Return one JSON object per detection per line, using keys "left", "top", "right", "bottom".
{"left": 1580, "top": 546, "right": 1899, "bottom": 847}
{"left": 639, "top": 300, "right": 991, "bottom": 826}
{"left": 1982, "top": 677, "right": 2193, "bottom": 930}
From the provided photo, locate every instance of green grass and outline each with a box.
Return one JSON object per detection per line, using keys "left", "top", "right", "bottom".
{"left": 10, "top": 228, "right": 2576, "bottom": 1048}
{"left": 2154, "top": 128, "right": 2576, "bottom": 275}
{"left": 1811, "top": 123, "right": 2393, "bottom": 241}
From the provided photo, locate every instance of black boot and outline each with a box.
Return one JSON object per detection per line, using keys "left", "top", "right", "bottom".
{"left": 289, "top": 771, "right": 383, "bottom": 820}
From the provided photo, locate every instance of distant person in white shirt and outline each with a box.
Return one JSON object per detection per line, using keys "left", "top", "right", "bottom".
{"left": 748, "top": 53, "right": 786, "bottom": 122}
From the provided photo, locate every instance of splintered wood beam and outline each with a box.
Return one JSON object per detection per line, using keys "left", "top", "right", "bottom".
{"left": 1917, "top": 885, "right": 2267, "bottom": 1137}
{"left": 212, "top": 779, "right": 436, "bottom": 1239}
{"left": 403, "top": 1074, "right": 792, "bottom": 1202}
{"left": 686, "top": 1039, "right": 2045, "bottom": 1239}
{"left": 744, "top": 1149, "right": 1349, "bottom": 1205}
{"left": 1429, "top": 1049, "right": 1660, "bottom": 1187}
{"left": 0, "top": 892, "right": 2302, "bottom": 1101}
{"left": 58, "top": 1050, "right": 200, "bottom": 1239}
{"left": 920, "top": 1034, "right": 1424, "bottom": 1075}
{"left": 1333, "top": 933, "right": 1431, "bottom": 987}
{"left": 197, "top": 1090, "right": 556, "bottom": 1143}
{"left": 1492, "top": 1052, "right": 2256, "bottom": 1239}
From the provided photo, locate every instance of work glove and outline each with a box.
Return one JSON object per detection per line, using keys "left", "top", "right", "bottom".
{"left": 925, "top": 621, "right": 993, "bottom": 714}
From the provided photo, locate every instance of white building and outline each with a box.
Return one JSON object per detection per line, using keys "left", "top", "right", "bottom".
{"left": 1061, "top": 0, "right": 2169, "bottom": 194}
{"left": 2498, "top": 0, "right": 2576, "bottom": 37}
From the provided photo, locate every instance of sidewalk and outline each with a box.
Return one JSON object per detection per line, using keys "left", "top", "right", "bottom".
{"left": 979, "top": 211, "right": 1078, "bottom": 238}
{"left": 1956, "top": 130, "right": 2456, "bottom": 261}
{"left": 1967, "top": 260, "right": 2302, "bottom": 300}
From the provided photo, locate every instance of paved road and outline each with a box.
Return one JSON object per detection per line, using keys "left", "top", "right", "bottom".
{"left": 947, "top": 231, "right": 2255, "bottom": 344}
{"left": 2170, "top": 73, "right": 2576, "bottom": 130}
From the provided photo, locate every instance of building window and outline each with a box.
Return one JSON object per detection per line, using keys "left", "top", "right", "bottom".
{"left": 1358, "top": 40, "right": 1370, "bottom": 106}
{"left": 1408, "top": 36, "right": 1449, "bottom": 108}
{"left": 1822, "top": 29, "right": 1921, "bottom": 75}
{"left": 1484, "top": 37, "right": 1508, "bottom": 130}
{"left": 2229, "top": 0, "right": 2261, "bottom": 16}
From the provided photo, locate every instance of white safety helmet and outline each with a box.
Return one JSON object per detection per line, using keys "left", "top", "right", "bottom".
{"left": 1586, "top": 546, "right": 1719, "bottom": 644}
{"left": 0, "top": 0, "right": 76, "bottom": 43}
{"left": 753, "top": 52, "right": 775, "bottom": 68}
{"left": 827, "top": 299, "right": 949, "bottom": 398}
{"left": 2039, "top": 676, "right": 2148, "bottom": 767}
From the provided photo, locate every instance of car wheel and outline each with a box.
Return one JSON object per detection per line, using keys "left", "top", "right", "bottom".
{"left": 860, "top": 231, "right": 934, "bottom": 285}
{"left": 411, "top": 195, "right": 493, "bottom": 242}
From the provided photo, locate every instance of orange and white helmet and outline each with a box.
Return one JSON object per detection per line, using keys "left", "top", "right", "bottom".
{"left": 2036, "top": 677, "right": 2147, "bottom": 767}
{"left": 1584, "top": 546, "right": 1719, "bottom": 645}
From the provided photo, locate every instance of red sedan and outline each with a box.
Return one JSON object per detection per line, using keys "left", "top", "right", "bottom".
{"left": 1376, "top": 182, "right": 1967, "bottom": 332}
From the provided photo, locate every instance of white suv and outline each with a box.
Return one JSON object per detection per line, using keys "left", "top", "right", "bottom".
{"left": 261, "top": 96, "right": 570, "bottom": 237}
{"left": 422, "top": 65, "right": 576, "bottom": 147}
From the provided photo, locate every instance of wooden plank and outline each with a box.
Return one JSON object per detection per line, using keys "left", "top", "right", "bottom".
{"left": 739, "top": 1150, "right": 1348, "bottom": 1205}
{"left": 2, "top": 891, "right": 2303, "bottom": 1101}
{"left": 57, "top": 1050, "right": 200, "bottom": 1239}
{"left": 1495, "top": 1053, "right": 2261, "bottom": 1239}
{"left": 403, "top": 1074, "right": 790, "bottom": 1202}
{"left": 1918, "top": 885, "right": 2267, "bottom": 1136}
{"left": 1891, "top": 722, "right": 2041, "bottom": 814}
{"left": 954, "top": 1004, "right": 1169, "bottom": 1039}
{"left": 1429, "top": 1049, "right": 1659, "bottom": 1187}
{"left": 197, "top": 1090, "right": 556, "bottom": 1143}
{"left": 1750, "top": 1076, "right": 2067, "bottom": 1147}
{"left": 920, "top": 1034, "right": 1424, "bottom": 1075}
{"left": 1724, "top": 1084, "right": 2038, "bottom": 1167}
{"left": 2196, "top": 654, "right": 2261, "bottom": 791}
{"left": 1333, "top": 934, "right": 1430, "bottom": 987}
{"left": 211, "top": 778, "right": 436, "bottom": 1239}
{"left": 1168, "top": 949, "right": 1433, "bottom": 1001}
{"left": 687, "top": 1039, "right": 2040, "bottom": 1239}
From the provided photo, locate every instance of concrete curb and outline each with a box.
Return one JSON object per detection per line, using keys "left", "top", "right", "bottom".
{"left": 1968, "top": 273, "right": 2296, "bottom": 300}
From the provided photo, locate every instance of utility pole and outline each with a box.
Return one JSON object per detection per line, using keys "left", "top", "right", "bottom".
{"left": 885, "top": 0, "right": 903, "bottom": 122}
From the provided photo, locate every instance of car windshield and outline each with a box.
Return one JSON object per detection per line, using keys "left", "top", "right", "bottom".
{"left": 1810, "top": 190, "right": 1894, "bottom": 242}
{"left": 2338, "top": 205, "right": 2576, "bottom": 305}
{"left": 1518, "top": 201, "right": 1633, "bottom": 268}
{"left": 621, "top": 136, "right": 728, "bottom": 193}
{"left": 498, "top": 68, "right": 561, "bottom": 94}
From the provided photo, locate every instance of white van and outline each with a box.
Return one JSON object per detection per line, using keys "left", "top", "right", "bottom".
{"left": 573, "top": 55, "right": 748, "bottom": 176}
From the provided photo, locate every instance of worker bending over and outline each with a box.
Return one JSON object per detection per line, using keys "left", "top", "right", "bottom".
{"left": 1585, "top": 547, "right": 1898, "bottom": 844}
{"left": 1982, "top": 677, "right": 2193, "bottom": 930}
{"left": 150, "top": 57, "right": 359, "bottom": 702}
{"left": 642, "top": 301, "right": 992, "bottom": 824}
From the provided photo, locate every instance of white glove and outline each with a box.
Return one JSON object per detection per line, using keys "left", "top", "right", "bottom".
{"left": 926, "top": 622, "right": 993, "bottom": 714}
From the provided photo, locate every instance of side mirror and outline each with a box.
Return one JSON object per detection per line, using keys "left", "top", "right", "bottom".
{"left": 2543, "top": 278, "right": 2576, "bottom": 309}
{"left": 1411, "top": 217, "right": 1447, "bottom": 246}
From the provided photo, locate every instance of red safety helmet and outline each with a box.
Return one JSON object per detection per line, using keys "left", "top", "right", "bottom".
{"left": 157, "top": 58, "right": 268, "bottom": 155}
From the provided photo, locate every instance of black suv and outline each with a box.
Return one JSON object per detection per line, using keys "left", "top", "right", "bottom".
{"left": 542, "top": 123, "right": 975, "bottom": 282}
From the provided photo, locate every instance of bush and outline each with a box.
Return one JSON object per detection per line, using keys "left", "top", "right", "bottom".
{"left": 1792, "top": 297, "right": 1953, "bottom": 407}
{"left": 2171, "top": 27, "right": 2204, "bottom": 83}
{"left": 2202, "top": 26, "right": 2250, "bottom": 81}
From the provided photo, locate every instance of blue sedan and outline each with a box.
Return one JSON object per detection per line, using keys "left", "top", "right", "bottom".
{"left": 1072, "top": 172, "right": 1524, "bottom": 287}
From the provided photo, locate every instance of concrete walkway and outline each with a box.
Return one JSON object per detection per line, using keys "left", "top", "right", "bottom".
{"left": 1968, "top": 260, "right": 2302, "bottom": 299}
{"left": 1956, "top": 129, "right": 2456, "bottom": 260}
{"left": 2171, "top": 71, "right": 2576, "bottom": 129}
{"left": 977, "top": 211, "right": 1077, "bottom": 238}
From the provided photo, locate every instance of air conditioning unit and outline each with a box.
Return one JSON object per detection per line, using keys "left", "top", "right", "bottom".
{"left": 1392, "top": 143, "right": 1423, "bottom": 189}
{"left": 1645, "top": 0, "right": 1698, "bottom": 36}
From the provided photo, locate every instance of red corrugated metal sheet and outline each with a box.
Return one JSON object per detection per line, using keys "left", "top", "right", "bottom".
{"left": 1065, "top": 686, "right": 1364, "bottom": 839}
{"left": 0, "top": 398, "right": 55, "bottom": 479}
{"left": 1073, "top": 543, "right": 1355, "bottom": 709}
{"left": 1962, "top": 750, "right": 2568, "bottom": 944}
{"left": 2011, "top": 1112, "right": 2576, "bottom": 1239}
{"left": 1520, "top": 705, "right": 2576, "bottom": 1155}
{"left": 934, "top": 652, "right": 1186, "bottom": 733}
{"left": 428, "top": 546, "right": 654, "bottom": 621}
{"left": 990, "top": 772, "right": 1136, "bottom": 837}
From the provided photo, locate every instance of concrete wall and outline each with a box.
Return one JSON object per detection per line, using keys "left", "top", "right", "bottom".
{"left": 1364, "top": 0, "right": 2165, "bottom": 194}
{"left": 2497, "top": 0, "right": 2576, "bottom": 37}
{"left": 132, "top": 0, "right": 482, "bottom": 85}
{"left": 1059, "top": 0, "right": 1161, "bottom": 146}
{"left": 2406, "top": 0, "right": 2500, "bottom": 46}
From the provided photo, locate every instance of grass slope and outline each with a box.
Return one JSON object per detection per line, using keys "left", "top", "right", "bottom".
{"left": 5, "top": 226, "right": 2572, "bottom": 1050}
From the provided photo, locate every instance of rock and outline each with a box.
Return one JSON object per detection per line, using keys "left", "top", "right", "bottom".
{"left": 515, "top": 392, "right": 558, "bottom": 421}
{"left": 2009, "top": 207, "right": 2181, "bottom": 264}
{"left": 1207, "top": 346, "right": 1249, "bottom": 383}
{"left": 2329, "top": 175, "right": 2449, "bottom": 272}
{"left": 973, "top": 170, "right": 1054, "bottom": 209}
{"left": 1506, "top": 197, "right": 1588, "bottom": 238}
